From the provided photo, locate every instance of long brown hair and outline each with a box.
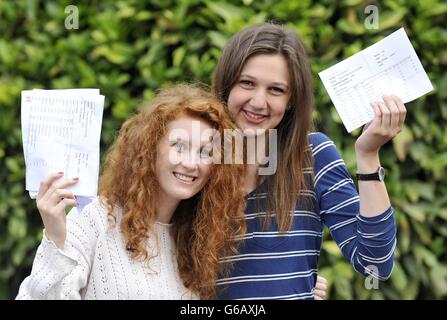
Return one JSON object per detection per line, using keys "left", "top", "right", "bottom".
{"left": 212, "top": 22, "right": 315, "bottom": 232}
{"left": 99, "top": 84, "right": 246, "bottom": 299}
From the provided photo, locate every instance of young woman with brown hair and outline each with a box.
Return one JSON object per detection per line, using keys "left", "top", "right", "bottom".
{"left": 212, "top": 22, "right": 406, "bottom": 299}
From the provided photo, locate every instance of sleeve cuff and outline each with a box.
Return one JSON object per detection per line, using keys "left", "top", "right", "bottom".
{"left": 356, "top": 207, "right": 396, "bottom": 240}
{"left": 41, "top": 230, "right": 78, "bottom": 272}
{"left": 357, "top": 206, "right": 394, "bottom": 224}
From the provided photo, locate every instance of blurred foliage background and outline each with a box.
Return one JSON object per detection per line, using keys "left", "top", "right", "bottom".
{"left": 0, "top": 0, "right": 446, "bottom": 299}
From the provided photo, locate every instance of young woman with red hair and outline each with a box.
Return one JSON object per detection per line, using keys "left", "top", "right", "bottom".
{"left": 16, "top": 84, "right": 246, "bottom": 299}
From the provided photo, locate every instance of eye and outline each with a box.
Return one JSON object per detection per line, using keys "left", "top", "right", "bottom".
{"left": 200, "top": 146, "right": 213, "bottom": 158}
{"left": 239, "top": 79, "right": 253, "bottom": 88}
{"left": 270, "top": 87, "right": 286, "bottom": 94}
{"left": 172, "top": 141, "right": 187, "bottom": 152}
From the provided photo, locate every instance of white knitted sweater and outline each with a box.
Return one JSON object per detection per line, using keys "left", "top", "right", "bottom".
{"left": 16, "top": 197, "right": 197, "bottom": 300}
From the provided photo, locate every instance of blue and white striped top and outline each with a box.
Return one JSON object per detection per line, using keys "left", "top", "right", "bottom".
{"left": 217, "top": 132, "right": 396, "bottom": 300}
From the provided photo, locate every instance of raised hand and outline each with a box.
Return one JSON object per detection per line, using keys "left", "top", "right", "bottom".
{"left": 36, "top": 172, "right": 79, "bottom": 249}
{"left": 355, "top": 95, "right": 407, "bottom": 156}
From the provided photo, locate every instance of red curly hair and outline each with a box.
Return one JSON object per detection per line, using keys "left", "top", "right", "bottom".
{"left": 98, "top": 84, "right": 246, "bottom": 299}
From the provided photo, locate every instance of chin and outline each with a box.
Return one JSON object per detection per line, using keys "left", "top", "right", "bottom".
{"left": 241, "top": 126, "right": 268, "bottom": 137}
{"left": 243, "top": 129, "right": 263, "bottom": 137}
{"left": 171, "top": 189, "right": 200, "bottom": 201}
{"left": 238, "top": 121, "right": 264, "bottom": 131}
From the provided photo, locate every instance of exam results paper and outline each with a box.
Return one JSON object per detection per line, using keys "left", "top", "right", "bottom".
{"left": 319, "top": 27, "right": 433, "bottom": 133}
{"left": 21, "top": 89, "right": 104, "bottom": 199}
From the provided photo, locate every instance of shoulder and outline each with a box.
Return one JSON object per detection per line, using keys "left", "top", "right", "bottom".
{"left": 308, "top": 131, "right": 333, "bottom": 148}
{"left": 308, "top": 132, "right": 341, "bottom": 162}
{"left": 308, "top": 132, "right": 352, "bottom": 189}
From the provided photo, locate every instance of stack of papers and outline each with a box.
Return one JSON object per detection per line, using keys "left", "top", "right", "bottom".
{"left": 319, "top": 27, "right": 433, "bottom": 133}
{"left": 21, "top": 89, "right": 105, "bottom": 199}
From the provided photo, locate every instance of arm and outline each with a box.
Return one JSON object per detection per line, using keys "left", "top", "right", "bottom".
{"left": 16, "top": 173, "right": 96, "bottom": 299}
{"left": 16, "top": 230, "right": 87, "bottom": 299}
{"left": 354, "top": 95, "right": 406, "bottom": 217}
{"left": 312, "top": 133, "right": 396, "bottom": 280}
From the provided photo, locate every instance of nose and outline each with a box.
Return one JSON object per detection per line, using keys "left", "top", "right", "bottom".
{"left": 179, "top": 151, "right": 199, "bottom": 171}
{"left": 249, "top": 89, "right": 267, "bottom": 110}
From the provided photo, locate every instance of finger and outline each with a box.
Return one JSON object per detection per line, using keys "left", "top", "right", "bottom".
{"left": 43, "top": 178, "right": 79, "bottom": 202}
{"left": 383, "top": 95, "right": 400, "bottom": 131}
{"left": 368, "top": 102, "right": 382, "bottom": 129}
{"left": 314, "top": 295, "right": 324, "bottom": 300}
{"left": 378, "top": 101, "right": 391, "bottom": 131}
{"left": 53, "top": 197, "right": 78, "bottom": 213}
{"left": 48, "top": 189, "right": 76, "bottom": 206}
{"left": 54, "top": 177, "right": 80, "bottom": 190}
{"left": 37, "top": 172, "right": 64, "bottom": 200}
{"left": 37, "top": 190, "right": 76, "bottom": 218}
{"left": 314, "top": 289, "right": 326, "bottom": 299}
{"left": 391, "top": 95, "right": 407, "bottom": 130}
{"left": 317, "top": 275, "right": 328, "bottom": 285}
{"left": 315, "top": 282, "right": 328, "bottom": 291}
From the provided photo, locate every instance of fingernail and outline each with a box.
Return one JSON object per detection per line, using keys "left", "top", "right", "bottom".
{"left": 58, "top": 172, "right": 64, "bottom": 175}
{"left": 73, "top": 177, "right": 79, "bottom": 181}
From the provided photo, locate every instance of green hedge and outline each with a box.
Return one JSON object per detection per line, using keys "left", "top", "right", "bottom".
{"left": 1, "top": 0, "right": 446, "bottom": 299}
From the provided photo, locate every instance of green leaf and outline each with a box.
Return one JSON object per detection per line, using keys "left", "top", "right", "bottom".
{"left": 12, "top": 237, "right": 35, "bottom": 266}
{"left": 322, "top": 240, "right": 343, "bottom": 257}
{"left": 397, "top": 213, "right": 411, "bottom": 253}
{"left": 341, "top": 0, "right": 364, "bottom": 6}
{"left": 172, "top": 47, "right": 186, "bottom": 67}
{"left": 337, "top": 19, "right": 365, "bottom": 35}
{"left": 135, "top": 11, "right": 153, "bottom": 21}
{"left": 8, "top": 217, "right": 27, "bottom": 238}
{"left": 414, "top": 245, "right": 438, "bottom": 268}
{"left": 390, "top": 261, "right": 408, "bottom": 293}
{"left": 206, "top": 2, "right": 244, "bottom": 22}
{"left": 334, "top": 261, "right": 354, "bottom": 279}
{"left": 378, "top": 9, "right": 407, "bottom": 30}
{"left": 404, "top": 182, "right": 434, "bottom": 202}
{"left": 207, "top": 31, "right": 229, "bottom": 49}
{"left": 421, "top": 3, "right": 447, "bottom": 17}
{"left": 412, "top": 221, "right": 432, "bottom": 244}
{"left": 401, "top": 203, "right": 426, "bottom": 222}
{"left": 5, "top": 157, "right": 21, "bottom": 174}
{"left": 393, "top": 125, "right": 413, "bottom": 161}
{"left": 429, "top": 265, "right": 447, "bottom": 297}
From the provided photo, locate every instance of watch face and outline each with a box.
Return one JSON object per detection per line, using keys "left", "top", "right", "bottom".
{"left": 378, "top": 167, "right": 385, "bottom": 180}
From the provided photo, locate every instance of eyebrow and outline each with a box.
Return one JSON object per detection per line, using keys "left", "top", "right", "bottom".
{"left": 169, "top": 137, "right": 213, "bottom": 147}
{"left": 239, "top": 74, "right": 289, "bottom": 89}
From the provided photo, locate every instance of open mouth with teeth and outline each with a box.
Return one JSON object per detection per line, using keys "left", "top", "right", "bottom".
{"left": 173, "top": 172, "right": 197, "bottom": 183}
{"left": 242, "top": 109, "right": 268, "bottom": 123}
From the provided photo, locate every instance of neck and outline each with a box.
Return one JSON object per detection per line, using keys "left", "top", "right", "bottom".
{"left": 244, "top": 132, "right": 271, "bottom": 193}
{"left": 156, "top": 194, "right": 180, "bottom": 224}
{"left": 245, "top": 133, "right": 270, "bottom": 165}
{"left": 244, "top": 164, "right": 259, "bottom": 194}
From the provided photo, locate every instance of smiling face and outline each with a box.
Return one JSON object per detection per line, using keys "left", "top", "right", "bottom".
{"left": 227, "top": 54, "right": 291, "bottom": 134}
{"left": 155, "top": 115, "right": 214, "bottom": 205}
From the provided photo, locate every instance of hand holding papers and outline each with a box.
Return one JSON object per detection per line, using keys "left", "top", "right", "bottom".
{"left": 319, "top": 28, "right": 433, "bottom": 133}
{"left": 21, "top": 89, "right": 104, "bottom": 198}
